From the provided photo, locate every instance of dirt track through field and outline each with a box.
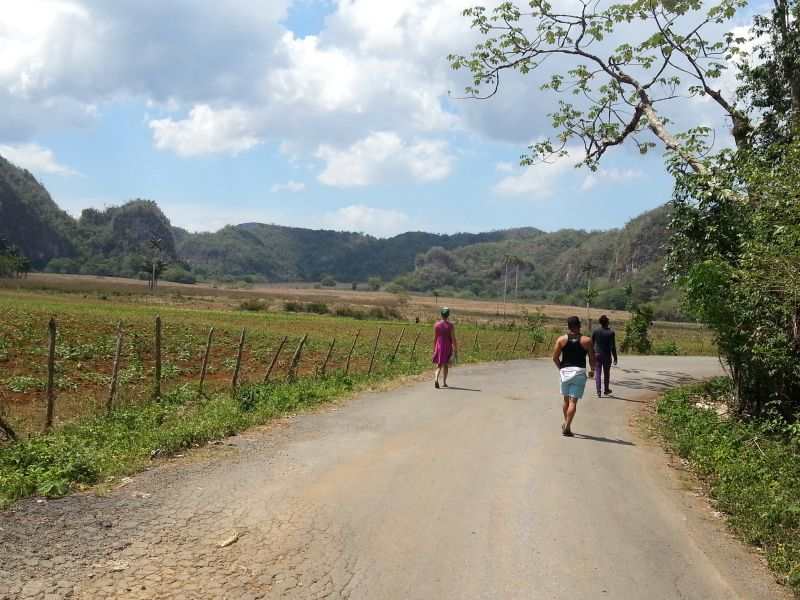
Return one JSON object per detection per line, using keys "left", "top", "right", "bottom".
{"left": 0, "top": 357, "right": 789, "bottom": 599}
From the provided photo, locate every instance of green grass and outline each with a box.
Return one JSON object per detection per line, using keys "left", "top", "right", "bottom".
{"left": 0, "top": 364, "right": 422, "bottom": 507}
{"left": 657, "top": 379, "right": 800, "bottom": 595}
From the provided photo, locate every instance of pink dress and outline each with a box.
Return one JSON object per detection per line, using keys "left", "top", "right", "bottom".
{"left": 432, "top": 320, "right": 454, "bottom": 366}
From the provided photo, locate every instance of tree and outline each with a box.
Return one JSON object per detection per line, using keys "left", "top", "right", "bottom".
{"left": 451, "top": 1, "right": 800, "bottom": 419}
{"left": 736, "top": 0, "right": 800, "bottom": 144}
{"left": 621, "top": 303, "right": 654, "bottom": 354}
{"left": 0, "top": 238, "right": 28, "bottom": 279}
{"left": 450, "top": 0, "right": 752, "bottom": 173}
{"left": 367, "top": 276, "right": 382, "bottom": 291}
{"left": 664, "top": 0, "right": 800, "bottom": 418}
{"left": 147, "top": 237, "right": 167, "bottom": 291}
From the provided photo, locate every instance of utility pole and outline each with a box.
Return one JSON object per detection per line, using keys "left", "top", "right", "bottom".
{"left": 582, "top": 261, "right": 595, "bottom": 331}
{"left": 502, "top": 254, "right": 509, "bottom": 317}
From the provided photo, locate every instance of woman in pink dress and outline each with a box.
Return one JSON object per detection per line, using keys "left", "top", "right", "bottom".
{"left": 432, "top": 307, "right": 457, "bottom": 388}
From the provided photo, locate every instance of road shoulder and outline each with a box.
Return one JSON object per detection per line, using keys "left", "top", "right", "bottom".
{"left": 629, "top": 393, "right": 792, "bottom": 599}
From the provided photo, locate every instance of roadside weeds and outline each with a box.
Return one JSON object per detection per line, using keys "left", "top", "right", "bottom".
{"left": 654, "top": 378, "right": 800, "bottom": 596}
{"left": 0, "top": 364, "right": 427, "bottom": 508}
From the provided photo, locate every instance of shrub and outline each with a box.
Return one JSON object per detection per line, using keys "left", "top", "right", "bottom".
{"left": 320, "top": 275, "right": 337, "bottom": 287}
{"left": 239, "top": 299, "right": 267, "bottom": 312}
{"left": 306, "top": 302, "right": 329, "bottom": 315}
{"left": 44, "top": 257, "right": 80, "bottom": 274}
{"left": 282, "top": 301, "right": 328, "bottom": 315}
{"left": 367, "top": 306, "right": 403, "bottom": 320}
{"left": 384, "top": 282, "right": 404, "bottom": 294}
{"left": 657, "top": 380, "right": 800, "bottom": 593}
{"left": 334, "top": 306, "right": 366, "bottom": 319}
{"left": 367, "top": 277, "right": 382, "bottom": 291}
{"left": 621, "top": 304, "right": 653, "bottom": 354}
{"left": 161, "top": 266, "right": 196, "bottom": 284}
{"left": 653, "top": 340, "right": 680, "bottom": 356}
{"left": 284, "top": 301, "right": 303, "bottom": 313}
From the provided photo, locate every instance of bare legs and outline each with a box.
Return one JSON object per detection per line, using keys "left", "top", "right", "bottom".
{"left": 434, "top": 364, "right": 449, "bottom": 388}
{"left": 562, "top": 395, "right": 577, "bottom": 435}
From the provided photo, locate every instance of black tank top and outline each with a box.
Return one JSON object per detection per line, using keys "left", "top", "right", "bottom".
{"left": 561, "top": 334, "right": 587, "bottom": 368}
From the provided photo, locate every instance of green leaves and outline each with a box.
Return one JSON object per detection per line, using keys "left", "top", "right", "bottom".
{"left": 657, "top": 380, "right": 800, "bottom": 593}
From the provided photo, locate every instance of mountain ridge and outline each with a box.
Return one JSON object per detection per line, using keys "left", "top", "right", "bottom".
{"left": 0, "top": 152, "right": 676, "bottom": 314}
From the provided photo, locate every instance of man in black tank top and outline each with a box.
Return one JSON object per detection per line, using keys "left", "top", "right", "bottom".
{"left": 551, "top": 316, "right": 596, "bottom": 437}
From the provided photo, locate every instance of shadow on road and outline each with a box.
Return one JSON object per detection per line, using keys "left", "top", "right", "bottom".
{"left": 444, "top": 386, "right": 482, "bottom": 392}
{"left": 602, "top": 394, "right": 647, "bottom": 404}
{"left": 572, "top": 433, "right": 635, "bottom": 446}
{"left": 613, "top": 371, "right": 697, "bottom": 393}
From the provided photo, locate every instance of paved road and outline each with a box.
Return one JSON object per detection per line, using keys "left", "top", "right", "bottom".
{"left": 1, "top": 357, "right": 789, "bottom": 599}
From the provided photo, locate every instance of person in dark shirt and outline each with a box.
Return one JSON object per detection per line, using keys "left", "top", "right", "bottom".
{"left": 591, "top": 315, "right": 618, "bottom": 397}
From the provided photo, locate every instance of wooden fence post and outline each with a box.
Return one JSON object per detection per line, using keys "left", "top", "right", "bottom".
{"left": 287, "top": 334, "right": 308, "bottom": 382}
{"left": 344, "top": 329, "right": 361, "bottom": 376}
{"left": 494, "top": 336, "right": 503, "bottom": 358}
{"left": 319, "top": 337, "right": 336, "bottom": 376}
{"left": 368, "top": 328, "right": 382, "bottom": 375}
{"left": 264, "top": 336, "right": 288, "bottom": 382}
{"left": 0, "top": 414, "right": 16, "bottom": 442}
{"left": 512, "top": 330, "right": 521, "bottom": 353}
{"left": 44, "top": 317, "right": 57, "bottom": 431}
{"left": 390, "top": 327, "right": 405, "bottom": 362}
{"left": 231, "top": 328, "right": 246, "bottom": 397}
{"left": 530, "top": 340, "right": 539, "bottom": 355}
{"left": 472, "top": 328, "right": 479, "bottom": 352}
{"left": 198, "top": 327, "right": 214, "bottom": 397}
{"left": 107, "top": 321, "right": 124, "bottom": 414}
{"left": 409, "top": 330, "right": 422, "bottom": 364}
{"left": 153, "top": 315, "right": 162, "bottom": 401}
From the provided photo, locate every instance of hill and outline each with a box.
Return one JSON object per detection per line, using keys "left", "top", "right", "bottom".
{"left": 0, "top": 151, "right": 677, "bottom": 315}
{"left": 176, "top": 222, "right": 539, "bottom": 282}
{"left": 0, "top": 155, "right": 78, "bottom": 268}
{"left": 395, "top": 206, "right": 673, "bottom": 311}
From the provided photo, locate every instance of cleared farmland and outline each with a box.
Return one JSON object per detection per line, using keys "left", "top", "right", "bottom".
{"left": 0, "top": 290, "right": 548, "bottom": 436}
{"left": 0, "top": 278, "right": 714, "bottom": 437}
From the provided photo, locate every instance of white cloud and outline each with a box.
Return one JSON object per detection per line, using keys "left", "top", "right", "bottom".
{"left": 495, "top": 161, "right": 513, "bottom": 173}
{"left": 316, "top": 131, "right": 453, "bottom": 187}
{"left": 493, "top": 149, "right": 582, "bottom": 198}
{"left": 322, "top": 204, "right": 410, "bottom": 237}
{"left": 149, "top": 105, "right": 262, "bottom": 157}
{"left": 270, "top": 180, "right": 306, "bottom": 193}
{"left": 580, "top": 168, "right": 644, "bottom": 192}
{"left": 0, "top": 143, "right": 79, "bottom": 176}
{"left": 0, "top": 0, "right": 754, "bottom": 182}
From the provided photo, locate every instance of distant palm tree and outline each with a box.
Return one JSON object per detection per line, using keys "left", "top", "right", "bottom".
{"left": 502, "top": 255, "right": 532, "bottom": 313}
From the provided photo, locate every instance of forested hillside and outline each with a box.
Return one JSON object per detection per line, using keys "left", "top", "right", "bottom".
{"left": 396, "top": 206, "right": 672, "bottom": 311}
{"left": 177, "top": 222, "right": 535, "bottom": 281}
{"left": 0, "top": 151, "right": 676, "bottom": 314}
{"left": 0, "top": 155, "right": 78, "bottom": 267}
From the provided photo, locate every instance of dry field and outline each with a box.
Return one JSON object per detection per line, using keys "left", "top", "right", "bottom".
{"left": 5, "top": 273, "right": 632, "bottom": 321}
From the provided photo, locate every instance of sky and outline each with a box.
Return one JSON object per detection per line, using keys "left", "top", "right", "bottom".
{"left": 0, "top": 0, "right": 758, "bottom": 237}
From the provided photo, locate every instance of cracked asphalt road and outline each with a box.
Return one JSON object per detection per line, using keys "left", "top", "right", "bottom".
{"left": 0, "top": 357, "right": 790, "bottom": 599}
